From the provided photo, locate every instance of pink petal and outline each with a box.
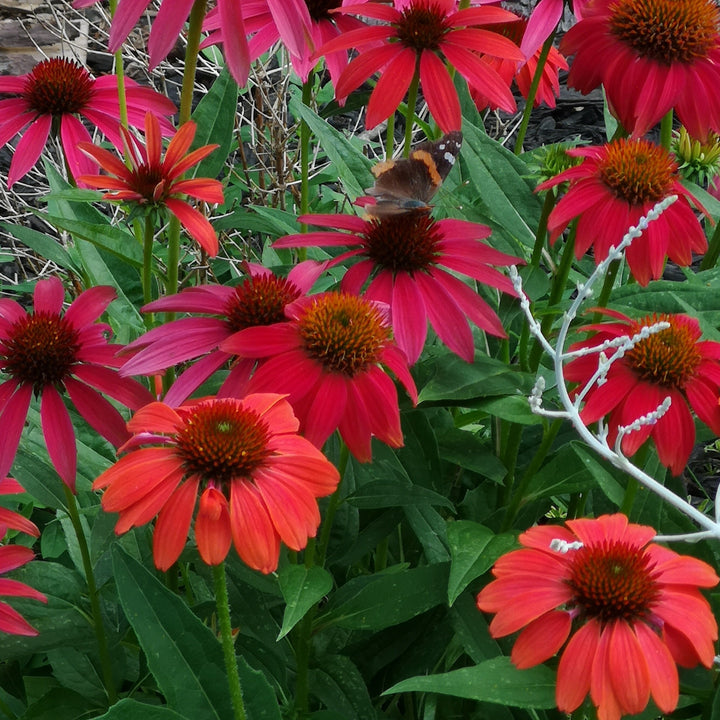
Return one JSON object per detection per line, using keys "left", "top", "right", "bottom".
{"left": 153, "top": 477, "right": 199, "bottom": 571}
{"left": 108, "top": 0, "right": 151, "bottom": 52}
{"left": 8, "top": 114, "right": 52, "bottom": 187}
{"left": 65, "top": 377, "right": 131, "bottom": 448}
{"left": 148, "top": 0, "right": 195, "bottom": 68}
{"left": 391, "top": 273, "right": 428, "bottom": 365}
{"left": 218, "top": 0, "right": 251, "bottom": 85}
{"left": 511, "top": 610, "right": 572, "bottom": 668}
{"left": 419, "top": 50, "right": 461, "bottom": 133}
{"left": 33, "top": 277, "right": 65, "bottom": 314}
{"left": 556, "top": 620, "right": 599, "bottom": 712}
{"left": 164, "top": 198, "right": 219, "bottom": 257}
{"left": 41, "top": 385, "right": 77, "bottom": 491}
{"left": 0, "top": 384, "right": 32, "bottom": 481}
{"left": 366, "top": 48, "right": 415, "bottom": 129}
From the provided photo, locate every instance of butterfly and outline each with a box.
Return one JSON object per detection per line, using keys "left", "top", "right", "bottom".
{"left": 364, "top": 131, "right": 463, "bottom": 217}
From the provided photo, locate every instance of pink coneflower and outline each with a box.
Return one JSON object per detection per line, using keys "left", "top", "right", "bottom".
{"left": 316, "top": 0, "right": 523, "bottom": 132}
{"left": 94, "top": 394, "right": 340, "bottom": 573}
{"left": 561, "top": 0, "right": 720, "bottom": 138}
{"left": 73, "top": 0, "right": 252, "bottom": 77}
{"left": 275, "top": 212, "right": 521, "bottom": 364}
{"left": 565, "top": 310, "right": 720, "bottom": 475}
{"left": 0, "top": 58, "right": 175, "bottom": 187}
{"left": 202, "top": 0, "right": 366, "bottom": 90}
{"left": 478, "top": 514, "right": 719, "bottom": 720}
{"left": 222, "top": 292, "right": 417, "bottom": 461}
{"left": 536, "top": 138, "right": 708, "bottom": 286}
{"left": 78, "top": 112, "right": 224, "bottom": 257}
{"left": 119, "top": 261, "right": 325, "bottom": 405}
{"left": 0, "top": 277, "right": 154, "bottom": 491}
{"left": 0, "top": 479, "right": 46, "bottom": 636}
{"left": 519, "top": 0, "right": 589, "bottom": 59}
{"left": 470, "top": 18, "right": 568, "bottom": 112}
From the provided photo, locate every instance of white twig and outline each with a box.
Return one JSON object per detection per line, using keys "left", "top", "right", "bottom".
{"left": 517, "top": 195, "right": 720, "bottom": 543}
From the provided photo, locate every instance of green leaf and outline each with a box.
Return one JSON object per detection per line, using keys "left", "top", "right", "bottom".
{"left": 19, "top": 687, "right": 103, "bottom": 720}
{"left": 236, "top": 656, "right": 283, "bottom": 720}
{"left": 46, "top": 647, "right": 106, "bottom": 706}
{"left": 384, "top": 656, "right": 556, "bottom": 709}
{"left": 191, "top": 68, "right": 239, "bottom": 179}
{"left": 346, "top": 480, "right": 454, "bottom": 510}
{"left": 111, "top": 547, "right": 233, "bottom": 720}
{"left": 90, "top": 699, "right": 189, "bottom": 719}
{"left": 310, "top": 656, "right": 376, "bottom": 720}
{"left": 475, "top": 395, "right": 543, "bottom": 425}
{"left": 318, "top": 563, "right": 449, "bottom": 630}
{"left": 460, "top": 121, "right": 542, "bottom": 252}
{"left": 277, "top": 564, "right": 333, "bottom": 639}
{"left": 1, "top": 223, "right": 78, "bottom": 272}
{"left": 436, "top": 428, "right": 506, "bottom": 483}
{"left": 289, "top": 92, "right": 373, "bottom": 199}
{"left": 447, "top": 521, "right": 516, "bottom": 605}
{"left": 417, "top": 353, "right": 534, "bottom": 404}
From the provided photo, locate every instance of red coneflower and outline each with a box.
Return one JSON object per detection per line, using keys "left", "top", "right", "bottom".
{"left": 478, "top": 514, "right": 719, "bottom": 720}
{"left": 316, "top": 0, "right": 523, "bottom": 132}
{"left": 94, "top": 394, "right": 340, "bottom": 573}
{"left": 275, "top": 211, "right": 521, "bottom": 364}
{"left": 0, "top": 58, "right": 175, "bottom": 187}
{"left": 565, "top": 309, "right": 720, "bottom": 475}
{"left": 536, "top": 138, "right": 708, "bottom": 286}
{"left": 0, "top": 278, "right": 153, "bottom": 491}
{"left": 561, "top": 0, "right": 720, "bottom": 138}
{"left": 222, "top": 292, "right": 417, "bottom": 461}
{"left": 78, "top": 112, "right": 224, "bottom": 257}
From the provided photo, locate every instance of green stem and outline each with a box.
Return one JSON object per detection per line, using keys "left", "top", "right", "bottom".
{"left": 530, "top": 188, "right": 557, "bottom": 267}
{"left": 591, "top": 259, "right": 620, "bottom": 323}
{"left": 700, "top": 219, "right": 720, "bottom": 270}
{"left": 63, "top": 486, "right": 117, "bottom": 704}
{"left": 501, "top": 418, "right": 563, "bottom": 530}
{"left": 385, "top": 113, "right": 395, "bottom": 157}
{"left": 299, "top": 72, "right": 314, "bottom": 248}
{"left": 528, "top": 229, "right": 576, "bottom": 371}
{"left": 212, "top": 563, "right": 247, "bottom": 720}
{"left": 514, "top": 33, "right": 555, "bottom": 156}
{"left": 659, "top": 109, "right": 673, "bottom": 152}
{"left": 108, "top": 0, "right": 128, "bottom": 129}
{"left": 142, "top": 214, "right": 155, "bottom": 312}
{"left": 166, "top": 0, "right": 207, "bottom": 300}
{"left": 500, "top": 423, "right": 523, "bottom": 503}
{"left": 295, "top": 441, "right": 349, "bottom": 718}
{"left": 403, "top": 65, "right": 421, "bottom": 157}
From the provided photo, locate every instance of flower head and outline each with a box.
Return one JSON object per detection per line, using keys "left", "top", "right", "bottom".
{"left": 275, "top": 211, "right": 521, "bottom": 364}
{"left": 470, "top": 19, "right": 568, "bottom": 112}
{"left": 119, "top": 261, "right": 325, "bottom": 405}
{"left": 0, "top": 58, "right": 175, "bottom": 187}
{"left": 94, "top": 394, "right": 340, "bottom": 573}
{"left": 0, "top": 278, "right": 154, "bottom": 491}
{"left": 203, "top": 0, "right": 366, "bottom": 90}
{"left": 537, "top": 138, "right": 708, "bottom": 286}
{"left": 478, "top": 514, "right": 719, "bottom": 720}
{"left": 565, "top": 310, "right": 720, "bottom": 475}
{"left": 74, "top": 0, "right": 250, "bottom": 74}
{"left": 561, "top": 0, "right": 720, "bottom": 138}
{"left": 78, "top": 112, "right": 224, "bottom": 257}
{"left": 0, "top": 478, "right": 46, "bottom": 636}
{"left": 222, "top": 292, "right": 417, "bottom": 461}
{"left": 316, "top": 0, "right": 523, "bottom": 132}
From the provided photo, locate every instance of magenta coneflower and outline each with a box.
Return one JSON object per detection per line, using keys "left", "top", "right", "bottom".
{"left": 275, "top": 212, "right": 521, "bottom": 364}
{"left": 0, "top": 479, "right": 45, "bottom": 636}
{"left": 478, "top": 514, "right": 719, "bottom": 720}
{"left": 78, "top": 112, "right": 224, "bottom": 256}
{"left": 0, "top": 277, "right": 154, "bottom": 491}
{"left": 561, "top": 0, "right": 720, "bottom": 138}
{"left": 316, "top": 0, "right": 523, "bottom": 132}
{"left": 222, "top": 292, "right": 417, "bottom": 461}
{"left": 119, "top": 261, "right": 325, "bottom": 405}
{"left": 536, "top": 138, "right": 708, "bottom": 286}
{"left": 73, "top": 0, "right": 252, "bottom": 76}
{"left": 0, "top": 57, "right": 175, "bottom": 187}
{"left": 94, "top": 394, "right": 340, "bottom": 573}
{"left": 565, "top": 309, "right": 720, "bottom": 475}
{"left": 470, "top": 18, "right": 568, "bottom": 112}
{"left": 203, "top": 0, "right": 365, "bottom": 90}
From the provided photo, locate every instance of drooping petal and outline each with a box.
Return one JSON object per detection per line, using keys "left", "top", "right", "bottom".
{"left": 153, "top": 477, "right": 200, "bottom": 571}
{"left": 195, "top": 485, "right": 232, "bottom": 565}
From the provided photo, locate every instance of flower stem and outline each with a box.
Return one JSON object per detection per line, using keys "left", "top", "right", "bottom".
{"left": 528, "top": 229, "right": 576, "bottom": 371}
{"left": 590, "top": 258, "right": 620, "bottom": 324}
{"left": 212, "top": 563, "right": 247, "bottom": 720}
{"left": 108, "top": 0, "right": 128, "bottom": 129}
{"left": 295, "top": 440, "right": 349, "bottom": 718}
{"left": 403, "top": 65, "right": 421, "bottom": 157}
{"left": 700, "top": 219, "right": 720, "bottom": 270}
{"left": 659, "top": 109, "right": 673, "bottom": 151}
{"left": 142, "top": 215, "right": 155, "bottom": 312}
{"left": 63, "top": 486, "right": 117, "bottom": 704}
{"left": 166, "top": 0, "right": 207, "bottom": 301}
{"left": 514, "top": 33, "right": 555, "bottom": 156}
{"left": 530, "top": 188, "right": 557, "bottom": 267}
